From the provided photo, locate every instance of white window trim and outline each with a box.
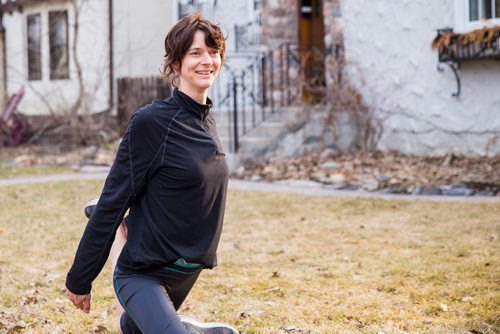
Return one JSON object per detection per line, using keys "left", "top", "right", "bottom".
{"left": 454, "top": 0, "right": 500, "bottom": 32}
{"left": 23, "top": 2, "right": 73, "bottom": 82}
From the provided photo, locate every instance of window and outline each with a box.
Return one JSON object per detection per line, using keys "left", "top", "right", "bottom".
{"left": 455, "top": 0, "right": 500, "bottom": 32}
{"left": 49, "top": 10, "right": 69, "bottom": 79}
{"left": 27, "top": 14, "right": 42, "bottom": 80}
{"left": 469, "top": 0, "right": 500, "bottom": 20}
{"left": 253, "top": 0, "right": 261, "bottom": 11}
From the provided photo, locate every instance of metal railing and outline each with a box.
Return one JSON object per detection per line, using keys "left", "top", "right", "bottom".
{"left": 234, "top": 16, "right": 261, "bottom": 51}
{"left": 434, "top": 28, "right": 500, "bottom": 97}
{"left": 436, "top": 28, "right": 500, "bottom": 62}
{"left": 214, "top": 43, "right": 335, "bottom": 153}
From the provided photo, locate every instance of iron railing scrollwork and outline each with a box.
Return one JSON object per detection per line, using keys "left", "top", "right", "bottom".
{"left": 434, "top": 27, "right": 500, "bottom": 97}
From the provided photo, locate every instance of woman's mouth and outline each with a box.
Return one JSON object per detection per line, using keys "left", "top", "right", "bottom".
{"left": 196, "top": 70, "right": 213, "bottom": 75}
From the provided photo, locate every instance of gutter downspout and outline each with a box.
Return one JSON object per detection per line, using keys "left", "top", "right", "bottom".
{"left": 0, "top": 12, "right": 8, "bottom": 109}
{"left": 108, "top": 0, "right": 114, "bottom": 113}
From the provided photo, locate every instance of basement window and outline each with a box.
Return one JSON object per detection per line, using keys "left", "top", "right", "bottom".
{"left": 49, "top": 10, "right": 69, "bottom": 80}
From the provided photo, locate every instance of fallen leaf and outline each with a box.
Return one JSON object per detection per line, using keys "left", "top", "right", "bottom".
{"left": 6, "top": 321, "right": 26, "bottom": 333}
{"left": 239, "top": 312, "right": 250, "bottom": 318}
{"left": 94, "top": 325, "right": 108, "bottom": 333}
{"left": 266, "top": 286, "right": 281, "bottom": 293}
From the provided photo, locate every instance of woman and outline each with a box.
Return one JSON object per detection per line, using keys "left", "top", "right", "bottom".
{"left": 65, "top": 13, "right": 238, "bottom": 334}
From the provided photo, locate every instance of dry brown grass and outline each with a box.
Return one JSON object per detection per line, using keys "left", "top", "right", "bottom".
{"left": 0, "top": 166, "right": 71, "bottom": 179}
{"left": 0, "top": 180, "right": 498, "bottom": 333}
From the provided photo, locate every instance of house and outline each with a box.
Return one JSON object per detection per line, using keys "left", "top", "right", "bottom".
{"left": 0, "top": 0, "right": 176, "bottom": 118}
{"left": 341, "top": 0, "right": 500, "bottom": 156}
{"left": 2, "top": 0, "right": 498, "bottom": 158}
{"left": 190, "top": 0, "right": 500, "bottom": 157}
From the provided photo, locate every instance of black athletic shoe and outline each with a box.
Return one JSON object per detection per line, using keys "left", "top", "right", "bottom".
{"left": 84, "top": 198, "right": 99, "bottom": 218}
{"left": 179, "top": 315, "right": 239, "bottom": 334}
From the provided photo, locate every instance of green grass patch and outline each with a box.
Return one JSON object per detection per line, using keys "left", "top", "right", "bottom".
{"left": 0, "top": 181, "right": 498, "bottom": 333}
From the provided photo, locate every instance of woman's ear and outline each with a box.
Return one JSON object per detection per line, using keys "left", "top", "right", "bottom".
{"left": 172, "top": 62, "right": 181, "bottom": 74}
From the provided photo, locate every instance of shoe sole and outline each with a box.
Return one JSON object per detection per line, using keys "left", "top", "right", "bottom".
{"left": 178, "top": 315, "right": 239, "bottom": 333}
{"left": 84, "top": 198, "right": 99, "bottom": 218}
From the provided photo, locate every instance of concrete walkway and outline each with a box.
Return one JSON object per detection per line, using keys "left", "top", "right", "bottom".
{"left": 1, "top": 169, "right": 499, "bottom": 203}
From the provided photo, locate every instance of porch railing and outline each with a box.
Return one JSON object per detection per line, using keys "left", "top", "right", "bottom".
{"left": 215, "top": 43, "right": 335, "bottom": 153}
{"left": 234, "top": 16, "right": 261, "bottom": 51}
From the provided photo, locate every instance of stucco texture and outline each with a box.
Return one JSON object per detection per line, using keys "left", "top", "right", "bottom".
{"left": 342, "top": 0, "right": 500, "bottom": 155}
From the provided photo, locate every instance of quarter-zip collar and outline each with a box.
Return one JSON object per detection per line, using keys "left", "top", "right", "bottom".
{"left": 172, "top": 88, "right": 212, "bottom": 122}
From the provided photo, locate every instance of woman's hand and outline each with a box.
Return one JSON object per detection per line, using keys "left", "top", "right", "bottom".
{"left": 64, "top": 287, "right": 91, "bottom": 313}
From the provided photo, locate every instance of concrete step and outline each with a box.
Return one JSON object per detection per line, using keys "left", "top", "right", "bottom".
{"left": 216, "top": 120, "right": 285, "bottom": 137}
{"left": 219, "top": 135, "right": 273, "bottom": 154}
{"left": 214, "top": 106, "right": 306, "bottom": 169}
{"left": 212, "top": 108, "right": 280, "bottom": 123}
{"left": 213, "top": 106, "right": 302, "bottom": 123}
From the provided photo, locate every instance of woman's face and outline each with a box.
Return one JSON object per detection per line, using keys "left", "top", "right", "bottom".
{"left": 177, "top": 30, "right": 221, "bottom": 99}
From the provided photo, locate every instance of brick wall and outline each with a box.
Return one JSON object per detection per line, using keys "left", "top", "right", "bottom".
{"left": 261, "top": 0, "right": 343, "bottom": 52}
{"left": 261, "top": 0, "right": 298, "bottom": 50}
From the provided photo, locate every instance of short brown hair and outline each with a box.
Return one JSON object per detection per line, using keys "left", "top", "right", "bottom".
{"left": 161, "top": 12, "right": 226, "bottom": 87}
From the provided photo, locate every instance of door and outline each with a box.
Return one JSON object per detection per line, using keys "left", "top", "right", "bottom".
{"left": 299, "top": 0, "right": 325, "bottom": 104}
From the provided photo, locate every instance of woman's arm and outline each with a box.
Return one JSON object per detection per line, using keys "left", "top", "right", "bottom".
{"left": 65, "top": 110, "right": 162, "bottom": 297}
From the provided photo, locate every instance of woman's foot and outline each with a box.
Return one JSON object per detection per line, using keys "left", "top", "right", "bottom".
{"left": 179, "top": 315, "right": 239, "bottom": 334}
{"left": 84, "top": 198, "right": 99, "bottom": 218}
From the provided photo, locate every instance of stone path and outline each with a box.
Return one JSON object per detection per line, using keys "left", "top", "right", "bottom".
{"left": 1, "top": 169, "right": 499, "bottom": 203}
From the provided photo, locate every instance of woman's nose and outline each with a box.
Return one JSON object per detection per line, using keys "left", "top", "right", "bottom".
{"left": 201, "top": 52, "right": 212, "bottom": 64}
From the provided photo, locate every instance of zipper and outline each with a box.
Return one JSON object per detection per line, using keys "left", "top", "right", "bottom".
{"left": 200, "top": 117, "right": 225, "bottom": 159}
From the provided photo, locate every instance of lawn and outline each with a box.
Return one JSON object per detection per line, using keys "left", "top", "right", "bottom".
{"left": 0, "top": 180, "right": 498, "bottom": 333}
{"left": 0, "top": 165, "right": 71, "bottom": 179}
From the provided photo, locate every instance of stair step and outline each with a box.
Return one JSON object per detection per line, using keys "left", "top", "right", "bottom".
{"left": 219, "top": 135, "right": 274, "bottom": 154}
{"left": 216, "top": 120, "right": 284, "bottom": 137}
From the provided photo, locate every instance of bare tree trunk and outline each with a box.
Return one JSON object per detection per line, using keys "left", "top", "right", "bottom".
{"left": 69, "top": 0, "right": 84, "bottom": 122}
{"left": 0, "top": 13, "right": 7, "bottom": 111}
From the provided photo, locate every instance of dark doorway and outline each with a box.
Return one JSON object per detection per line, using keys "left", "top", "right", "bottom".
{"left": 299, "top": 0, "right": 326, "bottom": 104}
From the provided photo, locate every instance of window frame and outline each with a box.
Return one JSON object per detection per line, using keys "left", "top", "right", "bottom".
{"left": 48, "top": 9, "right": 69, "bottom": 80}
{"left": 26, "top": 13, "right": 42, "bottom": 81}
{"left": 455, "top": 0, "right": 500, "bottom": 32}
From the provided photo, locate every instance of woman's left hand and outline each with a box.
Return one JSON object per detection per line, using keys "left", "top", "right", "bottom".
{"left": 64, "top": 287, "right": 92, "bottom": 313}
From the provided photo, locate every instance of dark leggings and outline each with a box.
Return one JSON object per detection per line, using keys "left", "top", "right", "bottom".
{"left": 113, "top": 262, "right": 202, "bottom": 334}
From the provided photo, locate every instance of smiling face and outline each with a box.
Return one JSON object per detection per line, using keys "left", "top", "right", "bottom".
{"left": 177, "top": 30, "right": 222, "bottom": 104}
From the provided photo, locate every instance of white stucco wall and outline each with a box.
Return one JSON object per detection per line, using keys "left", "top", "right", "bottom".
{"left": 113, "top": 0, "right": 175, "bottom": 80}
{"left": 342, "top": 0, "right": 500, "bottom": 156}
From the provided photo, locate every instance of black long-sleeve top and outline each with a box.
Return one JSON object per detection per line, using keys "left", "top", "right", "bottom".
{"left": 66, "top": 89, "right": 229, "bottom": 295}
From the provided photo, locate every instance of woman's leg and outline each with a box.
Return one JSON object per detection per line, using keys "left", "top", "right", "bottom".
{"left": 113, "top": 267, "right": 194, "bottom": 334}
{"left": 84, "top": 199, "right": 129, "bottom": 333}
{"left": 110, "top": 221, "right": 128, "bottom": 319}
